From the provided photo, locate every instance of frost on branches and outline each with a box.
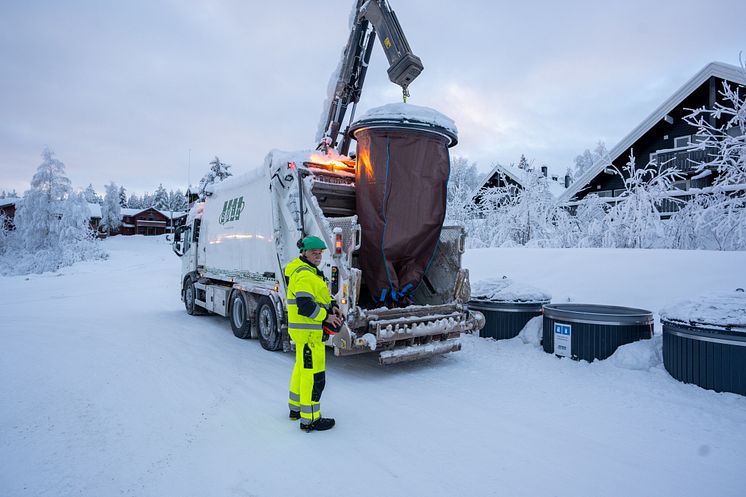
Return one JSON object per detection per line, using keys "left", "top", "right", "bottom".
{"left": 601, "top": 153, "right": 681, "bottom": 249}
{"left": 101, "top": 182, "right": 122, "bottom": 235}
{"left": 198, "top": 156, "right": 232, "bottom": 199}
{"left": 468, "top": 166, "right": 575, "bottom": 248}
{"left": 674, "top": 63, "right": 746, "bottom": 250}
{"left": 0, "top": 147, "right": 107, "bottom": 275}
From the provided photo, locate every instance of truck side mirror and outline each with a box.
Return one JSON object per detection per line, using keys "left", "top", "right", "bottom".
{"left": 172, "top": 226, "right": 186, "bottom": 257}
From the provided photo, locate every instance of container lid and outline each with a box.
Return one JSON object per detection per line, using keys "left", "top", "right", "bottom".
{"left": 349, "top": 103, "right": 458, "bottom": 147}
{"left": 660, "top": 290, "right": 746, "bottom": 332}
{"left": 470, "top": 276, "right": 551, "bottom": 304}
{"left": 543, "top": 304, "right": 653, "bottom": 325}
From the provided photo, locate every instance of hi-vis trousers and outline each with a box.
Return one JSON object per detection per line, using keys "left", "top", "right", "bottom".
{"left": 288, "top": 329, "right": 326, "bottom": 426}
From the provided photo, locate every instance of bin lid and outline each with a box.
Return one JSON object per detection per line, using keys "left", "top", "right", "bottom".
{"left": 349, "top": 103, "right": 458, "bottom": 147}
{"left": 543, "top": 303, "right": 653, "bottom": 325}
{"left": 660, "top": 290, "right": 746, "bottom": 332}
{"left": 470, "top": 277, "right": 551, "bottom": 304}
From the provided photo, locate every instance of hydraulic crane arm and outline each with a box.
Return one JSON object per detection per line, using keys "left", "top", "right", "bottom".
{"left": 319, "top": 0, "right": 424, "bottom": 156}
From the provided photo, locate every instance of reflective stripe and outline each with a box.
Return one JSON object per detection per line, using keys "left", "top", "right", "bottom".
{"left": 287, "top": 299, "right": 296, "bottom": 304}
{"left": 289, "top": 403, "right": 300, "bottom": 411}
{"left": 289, "top": 392, "right": 300, "bottom": 402}
{"left": 295, "top": 291, "right": 314, "bottom": 299}
{"left": 300, "top": 405, "right": 315, "bottom": 413}
{"left": 300, "top": 418, "right": 311, "bottom": 426}
{"left": 309, "top": 305, "right": 322, "bottom": 320}
{"left": 288, "top": 322, "right": 323, "bottom": 330}
{"left": 295, "top": 267, "right": 313, "bottom": 274}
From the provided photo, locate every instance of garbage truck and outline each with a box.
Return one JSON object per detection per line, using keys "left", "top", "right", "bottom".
{"left": 171, "top": 0, "right": 484, "bottom": 364}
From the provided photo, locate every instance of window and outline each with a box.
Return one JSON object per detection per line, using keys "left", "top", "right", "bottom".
{"left": 613, "top": 189, "right": 627, "bottom": 197}
{"left": 674, "top": 136, "right": 691, "bottom": 148}
{"left": 649, "top": 152, "right": 657, "bottom": 165}
{"left": 596, "top": 190, "right": 613, "bottom": 198}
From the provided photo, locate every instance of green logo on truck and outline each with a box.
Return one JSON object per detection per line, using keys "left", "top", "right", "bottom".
{"left": 219, "top": 196, "right": 245, "bottom": 225}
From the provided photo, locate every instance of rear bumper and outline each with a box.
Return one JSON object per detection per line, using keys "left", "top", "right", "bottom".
{"left": 332, "top": 303, "right": 485, "bottom": 363}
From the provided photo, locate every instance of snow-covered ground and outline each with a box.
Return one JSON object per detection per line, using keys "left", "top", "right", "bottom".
{"left": 1, "top": 237, "right": 745, "bottom": 497}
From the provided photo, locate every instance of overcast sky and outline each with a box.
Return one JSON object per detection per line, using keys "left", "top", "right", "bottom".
{"left": 1, "top": 0, "right": 744, "bottom": 195}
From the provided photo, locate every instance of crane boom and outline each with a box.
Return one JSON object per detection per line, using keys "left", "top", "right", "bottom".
{"left": 319, "top": 0, "right": 424, "bottom": 156}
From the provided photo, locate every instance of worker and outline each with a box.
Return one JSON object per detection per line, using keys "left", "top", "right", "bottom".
{"left": 286, "top": 235, "right": 343, "bottom": 432}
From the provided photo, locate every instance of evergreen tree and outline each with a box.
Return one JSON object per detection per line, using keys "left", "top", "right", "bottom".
{"left": 153, "top": 184, "right": 169, "bottom": 210}
{"left": 127, "top": 193, "right": 141, "bottom": 209}
{"left": 118, "top": 186, "right": 128, "bottom": 207}
{"left": 83, "top": 183, "right": 101, "bottom": 204}
{"left": 198, "top": 156, "right": 232, "bottom": 198}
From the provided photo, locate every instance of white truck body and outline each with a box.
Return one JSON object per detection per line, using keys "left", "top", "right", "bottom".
{"left": 173, "top": 149, "right": 484, "bottom": 364}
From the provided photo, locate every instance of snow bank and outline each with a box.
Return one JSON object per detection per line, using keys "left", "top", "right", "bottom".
{"left": 471, "top": 276, "right": 551, "bottom": 303}
{"left": 517, "top": 315, "right": 543, "bottom": 347}
{"left": 609, "top": 335, "right": 663, "bottom": 371}
{"left": 660, "top": 290, "right": 746, "bottom": 330}
{"left": 355, "top": 102, "right": 458, "bottom": 136}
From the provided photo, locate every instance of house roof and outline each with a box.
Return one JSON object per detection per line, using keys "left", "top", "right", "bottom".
{"left": 559, "top": 61, "right": 746, "bottom": 203}
{"left": 0, "top": 197, "right": 19, "bottom": 208}
{"left": 474, "top": 162, "right": 525, "bottom": 193}
{"left": 473, "top": 163, "right": 567, "bottom": 200}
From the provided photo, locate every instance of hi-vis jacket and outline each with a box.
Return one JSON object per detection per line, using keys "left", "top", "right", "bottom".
{"left": 285, "top": 257, "right": 332, "bottom": 333}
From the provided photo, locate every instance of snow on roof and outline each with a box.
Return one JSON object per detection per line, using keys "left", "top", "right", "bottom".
{"left": 470, "top": 276, "right": 552, "bottom": 303}
{"left": 472, "top": 163, "right": 568, "bottom": 200}
{"left": 354, "top": 102, "right": 458, "bottom": 137}
{"left": 560, "top": 61, "right": 746, "bottom": 203}
{"left": 660, "top": 290, "right": 746, "bottom": 331}
{"left": 0, "top": 197, "right": 19, "bottom": 208}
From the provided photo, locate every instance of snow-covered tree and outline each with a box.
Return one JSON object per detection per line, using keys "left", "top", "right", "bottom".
{"left": 1, "top": 189, "right": 19, "bottom": 199}
{"left": 141, "top": 192, "right": 155, "bottom": 208}
{"left": 471, "top": 166, "right": 575, "bottom": 248}
{"left": 14, "top": 147, "right": 73, "bottom": 252}
{"left": 127, "top": 193, "right": 142, "bottom": 209}
{"left": 153, "top": 184, "right": 169, "bottom": 210}
{"left": 83, "top": 183, "right": 101, "bottom": 204}
{"left": 1, "top": 147, "right": 106, "bottom": 275}
{"left": 675, "top": 62, "right": 746, "bottom": 250}
{"left": 101, "top": 182, "right": 122, "bottom": 235}
{"left": 118, "top": 186, "right": 128, "bottom": 207}
{"left": 168, "top": 189, "right": 188, "bottom": 213}
{"left": 198, "top": 156, "right": 232, "bottom": 199}
{"left": 573, "top": 141, "right": 609, "bottom": 180}
{"left": 446, "top": 157, "right": 480, "bottom": 225}
{"left": 600, "top": 153, "right": 681, "bottom": 249}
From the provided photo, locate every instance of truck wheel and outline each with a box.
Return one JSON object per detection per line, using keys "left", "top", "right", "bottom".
{"left": 184, "top": 279, "right": 202, "bottom": 315}
{"left": 230, "top": 291, "right": 252, "bottom": 339}
{"left": 257, "top": 296, "right": 281, "bottom": 351}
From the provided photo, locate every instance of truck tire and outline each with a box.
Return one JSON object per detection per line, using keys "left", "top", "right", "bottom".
{"left": 230, "top": 291, "right": 252, "bottom": 339}
{"left": 184, "top": 279, "right": 202, "bottom": 315}
{"left": 257, "top": 296, "right": 282, "bottom": 351}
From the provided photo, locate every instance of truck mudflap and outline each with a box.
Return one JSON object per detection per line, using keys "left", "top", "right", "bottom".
{"left": 332, "top": 303, "right": 485, "bottom": 365}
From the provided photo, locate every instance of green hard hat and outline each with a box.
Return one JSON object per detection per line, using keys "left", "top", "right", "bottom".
{"left": 299, "top": 236, "right": 326, "bottom": 251}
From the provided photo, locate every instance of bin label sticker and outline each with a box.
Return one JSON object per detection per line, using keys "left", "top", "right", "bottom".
{"left": 554, "top": 323, "right": 571, "bottom": 357}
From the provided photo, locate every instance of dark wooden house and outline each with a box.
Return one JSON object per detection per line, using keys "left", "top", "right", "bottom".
{"left": 120, "top": 207, "right": 175, "bottom": 236}
{"left": 560, "top": 62, "right": 746, "bottom": 215}
{"left": 0, "top": 198, "right": 17, "bottom": 230}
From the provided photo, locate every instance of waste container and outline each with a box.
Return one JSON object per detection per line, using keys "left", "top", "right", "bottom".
{"left": 469, "top": 277, "right": 550, "bottom": 340}
{"left": 543, "top": 304, "right": 653, "bottom": 362}
{"left": 661, "top": 290, "right": 746, "bottom": 396}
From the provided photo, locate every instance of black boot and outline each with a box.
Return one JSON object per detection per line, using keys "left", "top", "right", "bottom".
{"left": 300, "top": 417, "right": 335, "bottom": 432}
{"left": 289, "top": 409, "right": 300, "bottom": 420}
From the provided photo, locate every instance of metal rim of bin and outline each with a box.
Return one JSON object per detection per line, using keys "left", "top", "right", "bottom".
{"left": 662, "top": 319, "right": 746, "bottom": 346}
{"left": 468, "top": 299, "right": 548, "bottom": 313}
{"left": 349, "top": 119, "right": 458, "bottom": 148}
{"left": 542, "top": 303, "right": 653, "bottom": 326}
